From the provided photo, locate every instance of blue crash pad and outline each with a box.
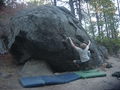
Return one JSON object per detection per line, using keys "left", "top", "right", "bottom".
{"left": 19, "top": 76, "right": 45, "bottom": 88}
{"left": 40, "top": 76, "right": 64, "bottom": 85}
{"left": 55, "top": 73, "right": 80, "bottom": 83}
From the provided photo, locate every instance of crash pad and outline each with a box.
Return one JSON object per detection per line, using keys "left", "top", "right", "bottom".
{"left": 40, "top": 76, "right": 64, "bottom": 85}
{"left": 19, "top": 76, "right": 45, "bottom": 87}
{"left": 74, "top": 69, "right": 106, "bottom": 79}
{"left": 55, "top": 73, "right": 80, "bottom": 83}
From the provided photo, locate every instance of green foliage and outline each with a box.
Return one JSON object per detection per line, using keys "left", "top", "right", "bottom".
{"left": 87, "top": 0, "right": 119, "bottom": 39}
{"left": 95, "top": 36, "right": 120, "bottom": 54}
{"left": 0, "top": 0, "right": 4, "bottom": 7}
{"left": 102, "top": 37, "right": 112, "bottom": 53}
{"left": 112, "top": 38, "right": 120, "bottom": 48}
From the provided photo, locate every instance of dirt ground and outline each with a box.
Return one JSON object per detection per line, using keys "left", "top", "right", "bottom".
{"left": 0, "top": 53, "right": 120, "bottom": 90}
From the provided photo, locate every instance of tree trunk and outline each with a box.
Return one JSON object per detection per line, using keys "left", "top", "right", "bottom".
{"left": 87, "top": 2, "right": 95, "bottom": 39}
{"left": 95, "top": 7, "right": 101, "bottom": 37}
{"left": 117, "top": 0, "right": 120, "bottom": 20}
{"left": 54, "top": 0, "right": 57, "bottom": 6}
{"left": 69, "top": 0, "right": 75, "bottom": 16}
{"left": 103, "top": 13, "right": 109, "bottom": 38}
{"left": 77, "top": 0, "right": 82, "bottom": 24}
{"left": 110, "top": 17, "right": 117, "bottom": 38}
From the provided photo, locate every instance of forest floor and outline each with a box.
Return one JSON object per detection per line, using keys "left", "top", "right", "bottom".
{"left": 0, "top": 53, "right": 120, "bottom": 90}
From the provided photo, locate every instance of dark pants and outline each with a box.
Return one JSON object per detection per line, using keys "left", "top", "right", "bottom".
{"left": 76, "top": 60, "right": 90, "bottom": 65}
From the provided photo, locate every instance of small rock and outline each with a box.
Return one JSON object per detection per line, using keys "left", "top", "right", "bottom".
{"left": 0, "top": 71, "right": 12, "bottom": 78}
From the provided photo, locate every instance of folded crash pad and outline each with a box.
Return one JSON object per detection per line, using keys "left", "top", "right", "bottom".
{"left": 55, "top": 73, "right": 80, "bottom": 83}
{"left": 40, "top": 76, "right": 64, "bottom": 85}
{"left": 74, "top": 69, "right": 106, "bottom": 79}
{"left": 19, "top": 76, "right": 45, "bottom": 88}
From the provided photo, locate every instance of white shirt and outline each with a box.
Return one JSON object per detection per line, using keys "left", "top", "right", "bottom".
{"left": 75, "top": 46, "right": 90, "bottom": 62}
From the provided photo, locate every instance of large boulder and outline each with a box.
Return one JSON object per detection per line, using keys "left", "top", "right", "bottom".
{"left": 7, "top": 5, "right": 105, "bottom": 72}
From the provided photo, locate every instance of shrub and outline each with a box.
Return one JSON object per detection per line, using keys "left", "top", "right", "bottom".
{"left": 95, "top": 37, "right": 120, "bottom": 55}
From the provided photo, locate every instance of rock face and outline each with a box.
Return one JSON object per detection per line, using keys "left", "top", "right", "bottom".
{"left": 7, "top": 5, "right": 105, "bottom": 72}
{"left": 0, "top": 39, "right": 7, "bottom": 54}
{"left": 98, "top": 45, "right": 109, "bottom": 59}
